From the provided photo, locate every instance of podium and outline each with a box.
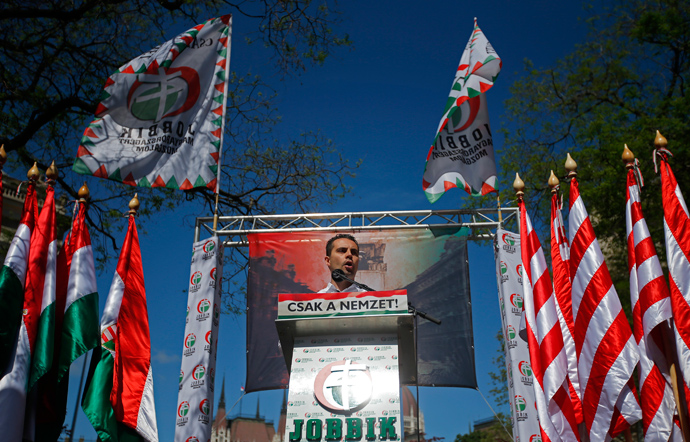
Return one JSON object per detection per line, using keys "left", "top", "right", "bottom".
{"left": 276, "top": 290, "right": 415, "bottom": 442}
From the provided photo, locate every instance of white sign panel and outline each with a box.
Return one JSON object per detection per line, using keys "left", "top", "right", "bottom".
{"left": 285, "top": 334, "right": 402, "bottom": 442}
{"left": 175, "top": 237, "right": 224, "bottom": 442}
{"left": 278, "top": 290, "right": 408, "bottom": 320}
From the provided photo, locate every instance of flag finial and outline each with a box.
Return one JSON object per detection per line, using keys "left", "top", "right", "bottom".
{"left": 28, "top": 162, "right": 40, "bottom": 181}
{"left": 0, "top": 145, "right": 6, "bottom": 168}
{"left": 46, "top": 160, "right": 58, "bottom": 180}
{"left": 513, "top": 172, "right": 525, "bottom": 200}
{"left": 565, "top": 153, "right": 577, "bottom": 179}
{"left": 654, "top": 130, "right": 668, "bottom": 149}
{"left": 128, "top": 193, "right": 140, "bottom": 216}
{"left": 622, "top": 144, "right": 635, "bottom": 168}
{"left": 78, "top": 182, "right": 90, "bottom": 202}
{"left": 548, "top": 170, "right": 560, "bottom": 192}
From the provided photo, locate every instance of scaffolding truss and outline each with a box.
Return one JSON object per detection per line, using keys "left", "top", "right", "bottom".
{"left": 195, "top": 207, "right": 518, "bottom": 247}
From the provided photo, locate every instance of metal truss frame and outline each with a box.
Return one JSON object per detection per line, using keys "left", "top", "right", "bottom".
{"left": 195, "top": 207, "right": 518, "bottom": 247}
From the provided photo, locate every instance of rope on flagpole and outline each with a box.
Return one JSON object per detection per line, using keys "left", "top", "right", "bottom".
{"left": 213, "top": 15, "right": 233, "bottom": 233}
{"left": 475, "top": 387, "right": 512, "bottom": 440}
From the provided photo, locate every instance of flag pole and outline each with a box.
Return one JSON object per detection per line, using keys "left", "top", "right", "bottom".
{"left": 213, "top": 16, "right": 233, "bottom": 233}
{"left": 648, "top": 135, "right": 690, "bottom": 440}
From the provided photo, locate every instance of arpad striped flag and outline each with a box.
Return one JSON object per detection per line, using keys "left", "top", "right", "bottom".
{"left": 0, "top": 182, "right": 38, "bottom": 438}
{"left": 0, "top": 182, "right": 38, "bottom": 374}
{"left": 626, "top": 166, "right": 681, "bottom": 440}
{"left": 550, "top": 190, "right": 583, "bottom": 424}
{"left": 659, "top": 155, "right": 690, "bottom": 393}
{"left": 569, "top": 176, "right": 641, "bottom": 441}
{"left": 519, "top": 198, "right": 580, "bottom": 441}
{"left": 82, "top": 214, "right": 158, "bottom": 442}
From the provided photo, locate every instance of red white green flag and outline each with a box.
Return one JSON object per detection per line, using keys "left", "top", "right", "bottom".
{"left": 82, "top": 215, "right": 158, "bottom": 442}
{"left": 423, "top": 18, "right": 501, "bottom": 202}
{"left": 0, "top": 182, "right": 38, "bottom": 375}
{"left": 0, "top": 180, "right": 56, "bottom": 440}
{"left": 73, "top": 15, "right": 232, "bottom": 191}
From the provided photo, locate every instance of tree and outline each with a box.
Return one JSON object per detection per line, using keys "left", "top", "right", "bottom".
{"left": 490, "top": 0, "right": 690, "bottom": 297}
{"left": 0, "top": 0, "right": 356, "bottom": 279}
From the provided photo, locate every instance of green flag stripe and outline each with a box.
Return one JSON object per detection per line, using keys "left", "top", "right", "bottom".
{"left": 57, "top": 291, "right": 99, "bottom": 383}
{"left": 28, "top": 302, "right": 56, "bottom": 390}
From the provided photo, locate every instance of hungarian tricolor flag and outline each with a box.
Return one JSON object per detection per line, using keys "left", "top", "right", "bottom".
{"left": 73, "top": 15, "right": 232, "bottom": 191}
{"left": 0, "top": 182, "right": 38, "bottom": 375}
{"left": 82, "top": 214, "right": 158, "bottom": 442}
{"left": 34, "top": 199, "right": 100, "bottom": 440}
{"left": 422, "top": 18, "right": 501, "bottom": 202}
{"left": 0, "top": 179, "right": 56, "bottom": 439}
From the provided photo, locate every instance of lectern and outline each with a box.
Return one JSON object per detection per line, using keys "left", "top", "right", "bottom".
{"left": 276, "top": 290, "right": 416, "bottom": 442}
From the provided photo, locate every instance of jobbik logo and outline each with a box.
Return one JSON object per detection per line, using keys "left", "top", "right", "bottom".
{"left": 313, "top": 359, "right": 373, "bottom": 413}
{"left": 499, "top": 261, "right": 509, "bottom": 282}
{"left": 209, "top": 267, "right": 217, "bottom": 287}
{"left": 530, "top": 435, "right": 542, "bottom": 442}
{"left": 506, "top": 325, "right": 518, "bottom": 349}
{"left": 518, "top": 361, "right": 533, "bottom": 386}
{"left": 191, "top": 364, "right": 206, "bottom": 389}
{"left": 202, "top": 240, "right": 216, "bottom": 260}
{"left": 190, "top": 271, "right": 203, "bottom": 292}
{"left": 177, "top": 401, "right": 190, "bottom": 426}
{"left": 198, "top": 399, "right": 211, "bottom": 424}
{"left": 204, "top": 330, "right": 214, "bottom": 354}
{"left": 516, "top": 264, "right": 523, "bottom": 283}
{"left": 509, "top": 293, "right": 523, "bottom": 316}
{"left": 514, "top": 395, "right": 529, "bottom": 422}
{"left": 196, "top": 299, "right": 211, "bottom": 321}
{"left": 502, "top": 233, "right": 517, "bottom": 254}
{"left": 184, "top": 333, "right": 196, "bottom": 357}
{"left": 179, "top": 370, "right": 184, "bottom": 391}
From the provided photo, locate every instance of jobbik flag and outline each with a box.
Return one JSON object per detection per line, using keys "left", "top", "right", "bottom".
{"left": 494, "top": 230, "right": 540, "bottom": 442}
{"left": 73, "top": 15, "right": 232, "bottom": 191}
{"left": 175, "top": 237, "right": 223, "bottom": 442}
{"left": 423, "top": 18, "right": 501, "bottom": 202}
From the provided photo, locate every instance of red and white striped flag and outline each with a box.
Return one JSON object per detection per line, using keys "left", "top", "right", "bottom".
{"left": 569, "top": 175, "right": 641, "bottom": 441}
{"left": 519, "top": 197, "right": 580, "bottom": 441}
{"left": 659, "top": 153, "right": 690, "bottom": 393}
{"left": 550, "top": 187, "right": 584, "bottom": 425}
{"left": 626, "top": 164, "right": 681, "bottom": 440}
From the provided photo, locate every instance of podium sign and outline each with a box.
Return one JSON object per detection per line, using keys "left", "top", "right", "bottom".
{"left": 277, "top": 291, "right": 411, "bottom": 442}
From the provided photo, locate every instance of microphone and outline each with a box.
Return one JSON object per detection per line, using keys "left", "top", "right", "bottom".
{"left": 331, "top": 269, "right": 375, "bottom": 292}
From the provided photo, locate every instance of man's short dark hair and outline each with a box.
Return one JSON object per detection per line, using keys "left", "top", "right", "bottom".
{"left": 326, "top": 233, "right": 359, "bottom": 256}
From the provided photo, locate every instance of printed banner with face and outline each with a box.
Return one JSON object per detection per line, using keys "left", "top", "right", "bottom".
{"left": 175, "top": 237, "right": 224, "bottom": 442}
{"left": 494, "top": 229, "right": 540, "bottom": 441}
{"left": 247, "top": 227, "right": 474, "bottom": 392}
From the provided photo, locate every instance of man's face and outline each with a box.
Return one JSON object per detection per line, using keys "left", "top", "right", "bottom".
{"left": 325, "top": 238, "right": 360, "bottom": 278}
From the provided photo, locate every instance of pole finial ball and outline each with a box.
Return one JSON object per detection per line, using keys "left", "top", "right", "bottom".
{"left": 46, "top": 160, "right": 58, "bottom": 180}
{"left": 128, "top": 193, "right": 140, "bottom": 213}
{"left": 655, "top": 130, "right": 668, "bottom": 149}
{"left": 548, "top": 170, "right": 560, "bottom": 189}
{"left": 78, "top": 182, "right": 90, "bottom": 200}
{"left": 565, "top": 153, "right": 577, "bottom": 173}
{"left": 513, "top": 172, "right": 525, "bottom": 193}
{"left": 27, "top": 162, "right": 40, "bottom": 181}
{"left": 0, "top": 145, "right": 6, "bottom": 166}
{"left": 622, "top": 144, "right": 635, "bottom": 165}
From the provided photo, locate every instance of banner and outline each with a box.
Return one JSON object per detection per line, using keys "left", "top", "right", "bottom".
{"left": 175, "top": 237, "right": 224, "bottom": 442}
{"left": 277, "top": 290, "right": 408, "bottom": 319}
{"left": 494, "top": 229, "right": 540, "bottom": 441}
{"left": 422, "top": 18, "right": 501, "bottom": 201}
{"left": 246, "top": 227, "right": 474, "bottom": 392}
{"left": 74, "top": 15, "right": 231, "bottom": 190}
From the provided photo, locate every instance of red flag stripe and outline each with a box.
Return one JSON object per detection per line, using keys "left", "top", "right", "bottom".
{"left": 568, "top": 177, "right": 640, "bottom": 440}
{"left": 519, "top": 200, "right": 580, "bottom": 440}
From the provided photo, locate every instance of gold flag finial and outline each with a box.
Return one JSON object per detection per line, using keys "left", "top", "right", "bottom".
{"left": 513, "top": 172, "right": 525, "bottom": 201}
{"left": 548, "top": 170, "right": 560, "bottom": 192}
{"left": 654, "top": 130, "right": 668, "bottom": 149}
{"left": 0, "top": 145, "right": 7, "bottom": 167}
{"left": 78, "top": 182, "right": 90, "bottom": 201}
{"left": 622, "top": 144, "right": 635, "bottom": 169}
{"left": 565, "top": 153, "right": 577, "bottom": 179}
{"left": 27, "top": 162, "right": 40, "bottom": 181}
{"left": 128, "top": 193, "right": 140, "bottom": 216}
{"left": 46, "top": 160, "right": 58, "bottom": 180}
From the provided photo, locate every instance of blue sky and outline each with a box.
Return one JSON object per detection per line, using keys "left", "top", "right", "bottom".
{"left": 65, "top": 1, "right": 591, "bottom": 440}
